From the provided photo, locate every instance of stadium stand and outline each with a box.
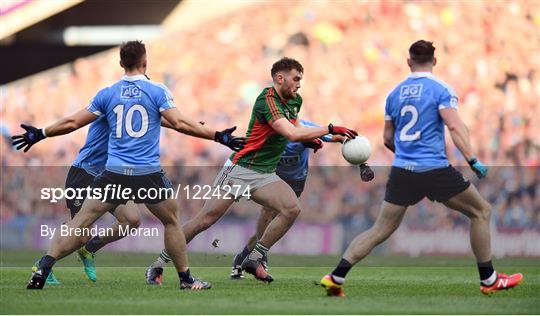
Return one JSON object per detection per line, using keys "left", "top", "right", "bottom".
{"left": 1, "top": 2, "right": 538, "bottom": 253}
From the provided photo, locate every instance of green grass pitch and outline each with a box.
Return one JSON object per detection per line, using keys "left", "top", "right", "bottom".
{"left": 1, "top": 250, "right": 538, "bottom": 314}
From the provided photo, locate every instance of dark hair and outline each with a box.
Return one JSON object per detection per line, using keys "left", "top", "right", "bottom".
{"left": 120, "top": 40, "right": 146, "bottom": 70}
{"left": 271, "top": 57, "right": 304, "bottom": 78}
{"left": 409, "top": 40, "right": 435, "bottom": 64}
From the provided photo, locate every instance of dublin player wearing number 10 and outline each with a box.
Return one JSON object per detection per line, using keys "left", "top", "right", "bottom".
{"left": 320, "top": 40, "right": 523, "bottom": 297}
{"left": 13, "top": 40, "right": 246, "bottom": 291}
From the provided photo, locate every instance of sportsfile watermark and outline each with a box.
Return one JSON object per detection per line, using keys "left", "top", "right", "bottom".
{"left": 2, "top": 166, "right": 539, "bottom": 268}
{"left": 40, "top": 184, "right": 252, "bottom": 203}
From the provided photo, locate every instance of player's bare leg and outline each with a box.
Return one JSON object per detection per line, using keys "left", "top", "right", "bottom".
{"left": 183, "top": 196, "right": 236, "bottom": 243}
{"left": 99, "top": 203, "right": 141, "bottom": 244}
{"left": 27, "top": 199, "right": 117, "bottom": 289}
{"left": 146, "top": 195, "right": 234, "bottom": 285}
{"left": 231, "top": 206, "right": 277, "bottom": 279}
{"left": 249, "top": 207, "right": 278, "bottom": 250}
{"left": 321, "top": 201, "right": 407, "bottom": 296}
{"left": 252, "top": 182, "right": 300, "bottom": 247}
{"left": 443, "top": 185, "right": 523, "bottom": 294}
{"left": 241, "top": 181, "right": 300, "bottom": 282}
{"left": 443, "top": 185, "right": 492, "bottom": 262}
{"left": 75, "top": 203, "right": 141, "bottom": 282}
{"left": 343, "top": 201, "right": 407, "bottom": 264}
{"left": 48, "top": 199, "right": 117, "bottom": 260}
{"left": 145, "top": 199, "right": 188, "bottom": 271}
{"left": 145, "top": 198, "right": 210, "bottom": 290}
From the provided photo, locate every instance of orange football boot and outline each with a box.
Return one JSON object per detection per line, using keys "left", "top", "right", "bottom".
{"left": 480, "top": 272, "right": 523, "bottom": 295}
{"left": 320, "top": 274, "right": 345, "bottom": 297}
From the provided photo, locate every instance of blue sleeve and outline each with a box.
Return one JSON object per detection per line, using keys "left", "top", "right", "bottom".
{"left": 438, "top": 86, "right": 458, "bottom": 110}
{"left": 299, "top": 119, "right": 317, "bottom": 128}
{"left": 300, "top": 119, "right": 332, "bottom": 142}
{"left": 321, "top": 134, "right": 333, "bottom": 142}
{"left": 86, "top": 88, "right": 107, "bottom": 117}
{"left": 384, "top": 94, "right": 392, "bottom": 121}
{"left": 156, "top": 84, "right": 176, "bottom": 112}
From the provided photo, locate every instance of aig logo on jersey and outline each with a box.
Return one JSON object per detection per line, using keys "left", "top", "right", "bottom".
{"left": 121, "top": 86, "right": 142, "bottom": 99}
{"left": 400, "top": 84, "right": 423, "bottom": 100}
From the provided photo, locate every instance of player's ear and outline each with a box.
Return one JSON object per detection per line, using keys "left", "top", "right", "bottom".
{"left": 119, "top": 60, "right": 124, "bottom": 69}
{"left": 141, "top": 54, "right": 147, "bottom": 69}
{"left": 407, "top": 58, "right": 412, "bottom": 68}
{"left": 433, "top": 57, "right": 437, "bottom": 67}
{"left": 277, "top": 73, "right": 285, "bottom": 84}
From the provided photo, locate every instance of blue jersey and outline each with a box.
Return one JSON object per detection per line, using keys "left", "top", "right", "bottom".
{"left": 87, "top": 74, "right": 175, "bottom": 175}
{"left": 276, "top": 119, "right": 332, "bottom": 181}
{"left": 71, "top": 116, "right": 108, "bottom": 176}
{"left": 385, "top": 72, "right": 458, "bottom": 172}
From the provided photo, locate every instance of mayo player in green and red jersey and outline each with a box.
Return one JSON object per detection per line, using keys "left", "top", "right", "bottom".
{"left": 145, "top": 57, "right": 358, "bottom": 284}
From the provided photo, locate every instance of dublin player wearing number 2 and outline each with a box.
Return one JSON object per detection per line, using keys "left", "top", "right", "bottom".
{"left": 320, "top": 40, "right": 523, "bottom": 297}
{"left": 14, "top": 40, "right": 245, "bottom": 290}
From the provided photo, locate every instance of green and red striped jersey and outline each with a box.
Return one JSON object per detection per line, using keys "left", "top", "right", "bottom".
{"left": 230, "top": 87, "right": 302, "bottom": 173}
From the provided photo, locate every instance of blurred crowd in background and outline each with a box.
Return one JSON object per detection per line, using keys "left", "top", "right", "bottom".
{"left": 1, "top": 2, "right": 539, "bottom": 232}
{"left": 1, "top": 165, "right": 539, "bottom": 234}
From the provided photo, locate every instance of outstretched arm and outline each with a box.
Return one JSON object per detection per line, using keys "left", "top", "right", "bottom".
{"left": 161, "top": 108, "right": 215, "bottom": 139}
{"left": 44, "top": 109, "right": 98, "bottom": 137}
{"left": 294, "top": 119, "right": 346, "bottom": 143}
{"left": 12, "top": 108, "right": 98, "bottom": 152}
{"left": 161, "top": 117, "right": 205, "bottom": 131}
{"left": 274, "top": 118, "right": 329, "bottom": 142}
{"left": 272, "top": 118, "right": 357, "bottom": 142}
{"left": 161, "top": 108, "right": 246, "bottom": 151}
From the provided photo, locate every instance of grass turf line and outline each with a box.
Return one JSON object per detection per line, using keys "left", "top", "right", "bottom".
{"left": 0, "top": 253, "right": 538, "bottom": 314}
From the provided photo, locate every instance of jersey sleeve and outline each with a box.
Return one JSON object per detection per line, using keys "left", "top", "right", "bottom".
{"left": 438, "top": 86, "right": 458, "bottom": 110}
{"left": 156, "top": 84, "right": 176, "bottom": 112}
{"left": 257, "top": 94, "right": 285, "bottom": 124}
{"left": 86, "top": 88, "right": 107, "bottom": 117}
{"left": 384, "top": 95, "right": 393, "bottom": 121}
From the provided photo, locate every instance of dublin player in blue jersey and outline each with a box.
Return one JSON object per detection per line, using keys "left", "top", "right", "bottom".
{"left": 33, "top": 115, "right": 142, "bottom": 285}
{"left": 39, "top": 99, "right": 204, "bottom": 285}
{"left": 13, "top": 41, "right": 245, "bottom": 290}
{"left": 320, "top": 40, "right": 523, "bottom": 297}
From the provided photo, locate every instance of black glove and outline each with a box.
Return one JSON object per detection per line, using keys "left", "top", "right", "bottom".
{"left": 11, "top": 124, "right": 46, "bottom": 152}
{"left": 359, "top": 163, "right": 374, "bottom": 182}
{"left": 214, "top": 126, "right": 246, "bottom": 152}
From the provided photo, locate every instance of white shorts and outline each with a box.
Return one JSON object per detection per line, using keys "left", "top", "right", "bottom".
{"left": 212, "top": 160, "right": 283, "bottom": 199}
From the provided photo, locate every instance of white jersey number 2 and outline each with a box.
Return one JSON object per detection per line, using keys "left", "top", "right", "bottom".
{"left": 399, "top": 105, "right": 421, "bottom": 141}
{"left": 113, "top": 104, "right": 149, "bottom": 138}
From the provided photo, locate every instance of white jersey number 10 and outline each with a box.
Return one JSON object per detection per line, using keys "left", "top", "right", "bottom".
{"left": 113, "top": 104, "right": 149, "bottom": 138}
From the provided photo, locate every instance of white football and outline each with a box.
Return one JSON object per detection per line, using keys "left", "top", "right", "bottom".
{"left": 341, "top": 135, "right": 371, "bottom": 165}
